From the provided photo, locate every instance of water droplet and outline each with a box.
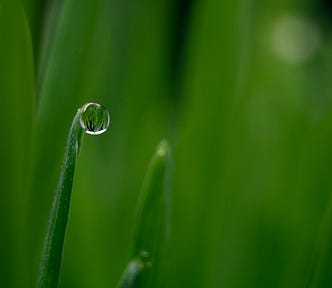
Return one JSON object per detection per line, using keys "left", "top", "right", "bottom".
{"left": 79, "top": 102, "right": 110, "bottom": 135}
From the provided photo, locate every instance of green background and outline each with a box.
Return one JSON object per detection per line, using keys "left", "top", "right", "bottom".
{"left": 1, "top": 0, "right": 332, "bottom": 287}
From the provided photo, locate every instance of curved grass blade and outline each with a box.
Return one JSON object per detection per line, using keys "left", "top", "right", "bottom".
{"left": 117, "top": 140, "right": 172, "bottom": 288}
{"left": 37, "top": 108, "right": 84, "bottom": 288}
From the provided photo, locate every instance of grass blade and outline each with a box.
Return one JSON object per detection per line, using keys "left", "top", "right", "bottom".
{"left": 117, "top": 140, "right": 172, "bottom": 288}
{"left": 0, "top": 2, "right": 35, "bottom": 286}
{"left": 37, "top": 109, "right": 83, "bottom": 287}
{"left": 305, "top": 196, "right": 332, "bottom": 288}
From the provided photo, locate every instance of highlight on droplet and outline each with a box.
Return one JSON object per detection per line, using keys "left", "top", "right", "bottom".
{"left": 79, "top": 102, "right": 110, "bottom": 135}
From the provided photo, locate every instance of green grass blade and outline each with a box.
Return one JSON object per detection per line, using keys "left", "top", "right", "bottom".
{"left": 117, "top": 140, "right": 172, "bottom": 288}
{"left": 117, "top": 258, "right": 145, "bottom": 288}
{"left": 28, "top": 0, "right": 107, "bottom": 281}
{"left": 37, "top": 109, "right": 83, "bottom": 287}
{"left": 305, "top": 196, "right": 332, "bottom": 288}
{"left": 0, "top": 1, "right": 35, "bottom": 286}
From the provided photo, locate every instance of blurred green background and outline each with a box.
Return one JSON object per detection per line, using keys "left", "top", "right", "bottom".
{"left": 2, "top": 0, "right": 332, "bottom": 287}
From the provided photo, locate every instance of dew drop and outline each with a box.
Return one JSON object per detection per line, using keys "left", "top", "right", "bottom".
{"left": 79, "top": 102, "right": 110, "bottom": 135}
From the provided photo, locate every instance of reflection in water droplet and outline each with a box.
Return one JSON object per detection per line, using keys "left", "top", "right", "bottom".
{"left": 79, "top": 102, "right": 110, "bottom": 135}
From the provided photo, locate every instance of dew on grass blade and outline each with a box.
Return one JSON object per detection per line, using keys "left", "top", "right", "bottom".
{"left": 79, "top": 102, "right": 110, "bottom": 135}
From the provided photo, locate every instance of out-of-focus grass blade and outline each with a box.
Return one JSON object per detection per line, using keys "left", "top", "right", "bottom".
{"left": 305, "top": 195, "right": 332, "bottom": 288}
{"left": 37, "top": 109, "right": 83, "bottom": 287}
{"left": 117, "top": 140, "right": 172, "bottom": 288}
{"left": 117, "top": 258, "right": 146, "bottom": 288}
{"left": 36, "top": 0, "right": 65, "bottom": 92}
{"left": 0, "top": 1, "right": 35, "bottom": 287}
